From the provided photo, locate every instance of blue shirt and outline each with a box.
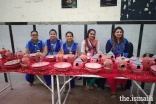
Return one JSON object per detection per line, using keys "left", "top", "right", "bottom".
{"left": 25, "top": 40, "right": 45, "bottom": 54}
{"left": 61, "top": 42, "right": 78, "bottom": 55}
{"left": 105, "top": 38, "right": 129, "bottom": 57}
{"left": 45, "top": 39, "right": 63, "bottom": 55}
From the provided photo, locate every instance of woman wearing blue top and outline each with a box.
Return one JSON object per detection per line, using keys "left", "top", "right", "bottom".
{"left": 61, "top": 31, "right": 79, "bottom": 88}
{"left": 61, "top": 31, "right": 78, "bottom": 56}
{"left": 105, "top": 26, "right": 129, "bottom": 98}
{"left": 106, "top": 26, "right": 129, "bottom": 58}
{"left": 43, "top": 29, "right": 63, "bottom": 56}
{"left": 42, "top": 29, "right": 63, "bottom": 86}
{"left": 25, "top": 30, "right": 47, "bottom": 86}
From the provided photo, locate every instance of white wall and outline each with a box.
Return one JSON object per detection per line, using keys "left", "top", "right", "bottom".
{"left": 0, "top": 0, "right": 121, "bottom": 22}
{"left": 140, "top": 24, "right": 156, "bottom": 56}
{"left": 12, "top": 25, "right": 33, "bottom": 52}
{"left": 0, "top": 26, "right": 12, "bottom": 51}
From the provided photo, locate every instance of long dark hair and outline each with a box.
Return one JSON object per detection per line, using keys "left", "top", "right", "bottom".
{"left": 111, "top": 26, "right": 124, "bottom": 51}
{"left": 85, "top": 29, "right": 96, "bottom": 39}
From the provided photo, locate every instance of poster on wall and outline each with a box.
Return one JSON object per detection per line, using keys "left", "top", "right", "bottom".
{"left": 120, "top": 0, "right": 156, "bottom": 20}
{"left": 62, "top": 0, "right": 77, "bottom": 8}
{"left": 100, "top": 0, "right": 117, "bottom": 6}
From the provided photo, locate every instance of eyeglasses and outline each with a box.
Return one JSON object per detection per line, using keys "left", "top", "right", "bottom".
{"left": 31, "top": 34, "right": 38, "bottom": 36}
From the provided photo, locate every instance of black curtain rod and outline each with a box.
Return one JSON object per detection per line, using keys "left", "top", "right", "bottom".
{"left": 3, "top": 21, "right": 156, "bottom": 25}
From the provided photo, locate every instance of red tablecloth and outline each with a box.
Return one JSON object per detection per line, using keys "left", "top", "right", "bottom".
{"left": 0, "top": 58, "right": 156, "bottom": 83}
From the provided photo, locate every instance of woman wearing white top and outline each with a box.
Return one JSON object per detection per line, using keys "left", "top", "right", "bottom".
{"left": 81, "top": 29, "right": 100, "bottom": 90}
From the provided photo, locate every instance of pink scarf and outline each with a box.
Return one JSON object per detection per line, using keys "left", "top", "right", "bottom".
{"left": 85, "top": 39, "right": 97, "bottom": 56}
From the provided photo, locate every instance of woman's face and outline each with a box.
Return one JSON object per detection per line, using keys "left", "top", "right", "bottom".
{"left": 50, "top": 31, "right": 57, "bottom": 40}
{"left": 88, "top": 31, "right": 95, "bottom": 40}
{"left": 66, "top": 33, "right": 73, "bottom": 42}
{"left": 114, "top": 29, "right": 123, "bottom": 39}
{"left": 31, "top": 32, "right": 38, "bottom": 41}
{"left": 66, "top": 0, "right": 72, "bottom": 4}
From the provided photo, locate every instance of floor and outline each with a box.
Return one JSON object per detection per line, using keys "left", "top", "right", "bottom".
{"left": 0, "top": 73, "right": 156, "bottom": 104}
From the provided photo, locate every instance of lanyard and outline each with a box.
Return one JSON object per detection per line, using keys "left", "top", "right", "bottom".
{"left": 50, "top": 39, "right": 57, "bottom": 55}
{"left": 66, "top": 42, "right": 74, "bottom": 54}
{"left": 32, "top": 43, "right": 39, "bottom": 53}
{"left": 31, "top": 40, "right": 39, "bottom": 53}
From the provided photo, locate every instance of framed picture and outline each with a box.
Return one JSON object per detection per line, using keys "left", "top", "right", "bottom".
{"left": 62, "top": 0, "right": 77, "bottom": 8}
{"left": 100, "top": 0, "right": 117, "bottom": 6}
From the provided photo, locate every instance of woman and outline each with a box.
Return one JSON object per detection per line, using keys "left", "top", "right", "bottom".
{"left": 105, "top": 26, "right": 129, "bottom": 98}
{"left": 61, "top": 31, "right": 78, "bottom": 56}
{"left": 106, "top": 27, "right": 129, "bottom": 57}
{"left": 42, "top": 29, "right": 63, "bottom": 86}
{"left": 81, "top": 29, "right": 100, "bottom": 90}
{"left": 61, "top": 31, "right": 79, "bottom": 88}
{"left": 43, "top": 29, "right": 63, "bottom": 56}
{"left": 25, "top": 30, "right": 46, "bottom": 86}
